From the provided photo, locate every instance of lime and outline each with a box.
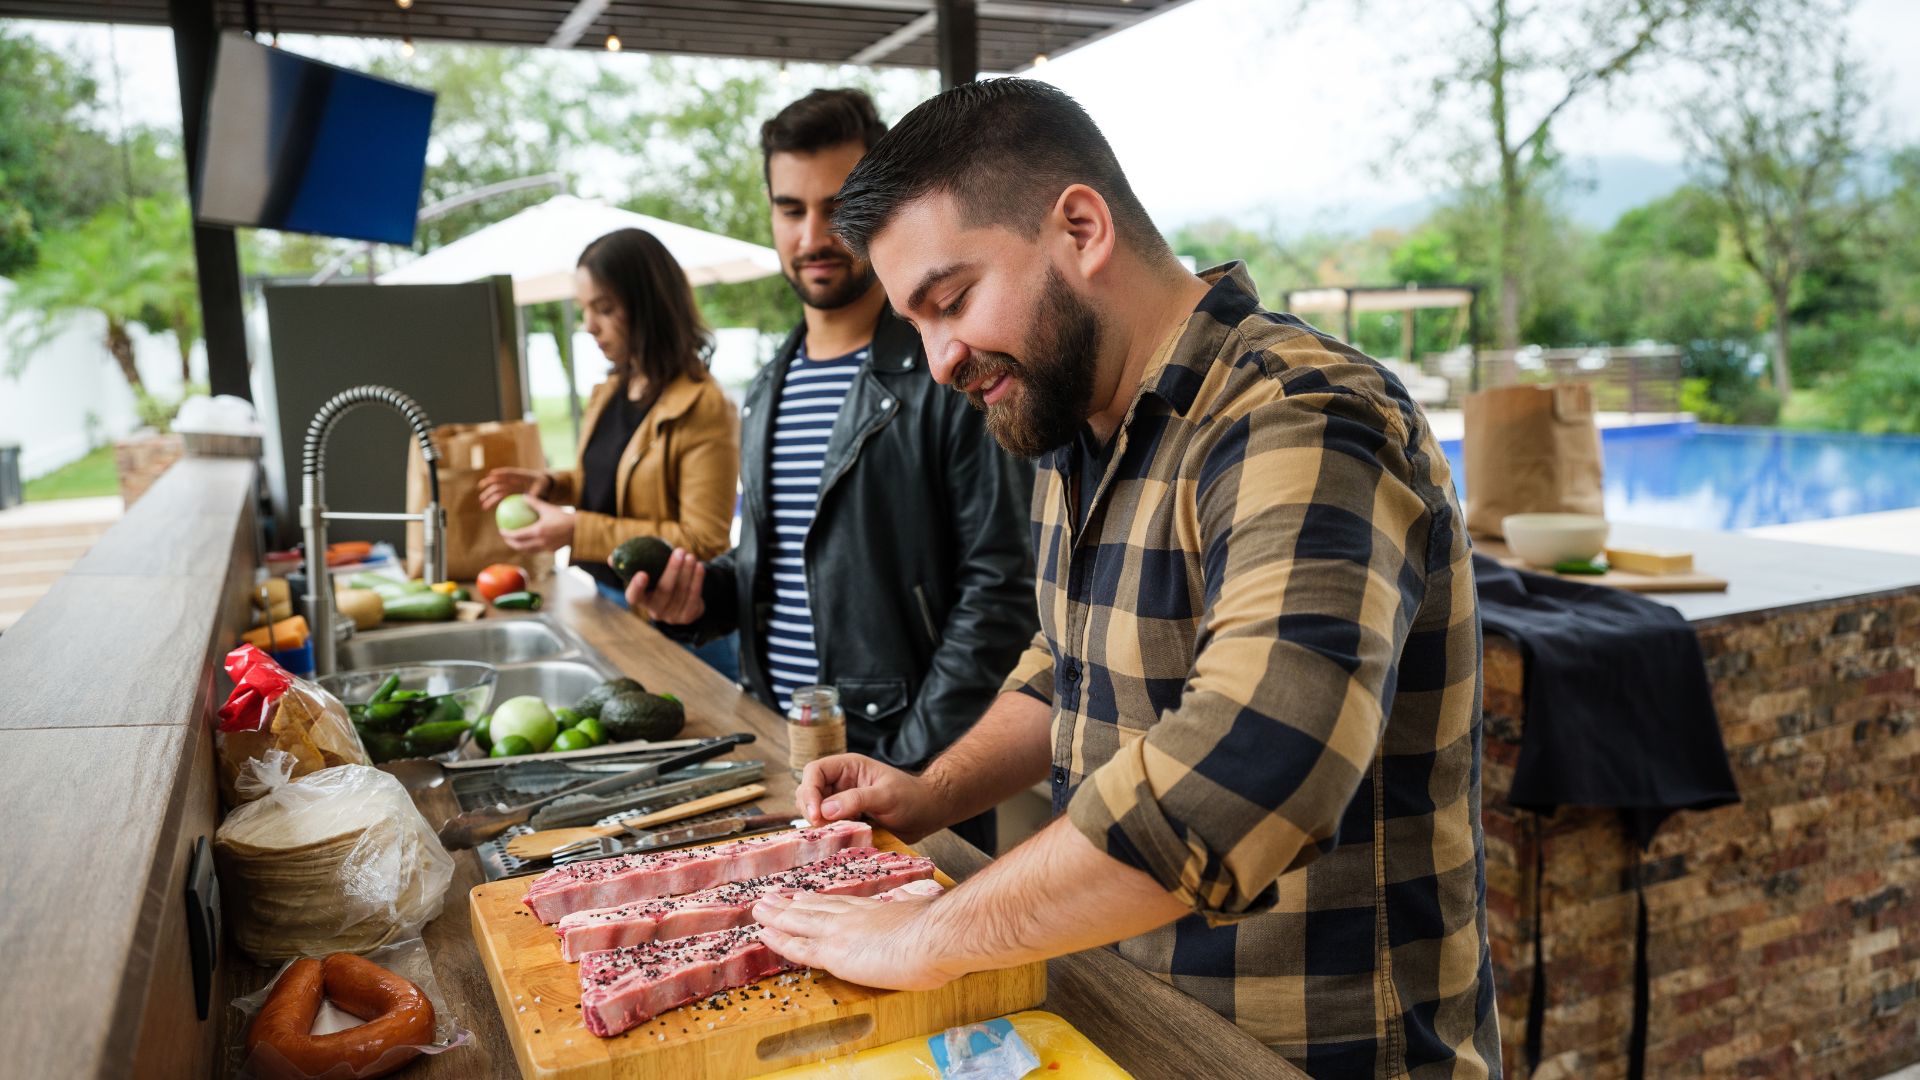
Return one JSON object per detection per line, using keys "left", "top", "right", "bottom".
{"left": 472, "top": 715, "right": 492, "bottom": 751}
{"left": 490, "top": 734, "right": 534, "bottom": 758}
{"left": 553, "top": 707, "right": 584, "bottom": 729}
{"left": 551, "top": 728, "right": 594, "bottom": 753}
{"left": 573, "top": 717, "right": 607, "bottom": 746}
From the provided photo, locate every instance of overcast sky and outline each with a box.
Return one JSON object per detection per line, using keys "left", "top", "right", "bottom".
{"left": 14, "top": 0, "right": 1919, "bottom": 235}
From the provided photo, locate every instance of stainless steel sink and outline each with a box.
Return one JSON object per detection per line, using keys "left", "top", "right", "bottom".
{"left": 339, "top": 617, "right": 573, "bottom": 669}
{"left": 492, "top": 660, "right": 615, "bottom": 707}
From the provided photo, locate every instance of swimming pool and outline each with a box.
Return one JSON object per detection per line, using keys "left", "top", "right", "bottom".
{"left": 1438, "top": 422, "right": 1920, "bottom": 531}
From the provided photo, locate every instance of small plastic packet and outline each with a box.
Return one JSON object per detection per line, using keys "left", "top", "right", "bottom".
{"left": 930, "top": 1018, "right": 1043, "bottom": 1079}
{"left": 228, "top": 937, "right": 472, "bottom": 1079}
{"left": 216, "top": 644, "right": 369, "bottom": 806}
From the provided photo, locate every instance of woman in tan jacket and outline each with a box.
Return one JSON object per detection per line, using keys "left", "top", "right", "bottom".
{"left": 481, "top": 228, "right": 740, "bottom": 668}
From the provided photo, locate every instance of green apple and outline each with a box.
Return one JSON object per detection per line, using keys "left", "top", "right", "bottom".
{"left": 495, "top": 494, "right": 539, "bottom": 532}
{"left": 489, "top": 696, "right": 557, "bottom": 752}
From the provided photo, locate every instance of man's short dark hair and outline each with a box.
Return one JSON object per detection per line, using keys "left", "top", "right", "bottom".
{"left": 760, "top": 89, "right": 889, "bottom": 186}
{"left": 831, "top": 79, "right": 1166, "bottom": 261}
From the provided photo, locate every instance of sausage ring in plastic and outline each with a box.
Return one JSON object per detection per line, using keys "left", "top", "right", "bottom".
{"left": 246, "top": 952, "right": 438, "bottom": 1079}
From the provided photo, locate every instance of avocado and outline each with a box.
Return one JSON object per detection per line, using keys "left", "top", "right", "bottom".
{"left": 610, "top": 536, "right": 675, "bottom": 585}
{"left": 575, "top": 677, "right": 645, "bottom": 720}
{"left": 598, "top": 691, "right": 686, "bottom": 743}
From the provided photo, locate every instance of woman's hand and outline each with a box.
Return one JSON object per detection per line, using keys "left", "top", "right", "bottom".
{"left": 479, "top": 467, "right": 549, "bottom": 510}
{"left": 498, "top": 494, "right": 575, "bottom": 553}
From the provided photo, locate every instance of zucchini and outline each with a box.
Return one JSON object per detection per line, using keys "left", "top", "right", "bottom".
{"left": 381, "top": 589, "right": 457, "bottom": 622}
{"left": 492, "top": 590, "right": 543, "bottom": 611}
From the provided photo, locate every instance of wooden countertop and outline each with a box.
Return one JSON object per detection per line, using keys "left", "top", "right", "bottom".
{"left": 226, "top": 567, "right": 1296, "bottom": 1079}
{"left": 0, "top": 458, "right": 259, "bottom": 1080}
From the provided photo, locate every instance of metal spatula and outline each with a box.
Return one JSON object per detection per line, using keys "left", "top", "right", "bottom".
{"left": 503, "top": 782, "right": 768, "bottom": 861}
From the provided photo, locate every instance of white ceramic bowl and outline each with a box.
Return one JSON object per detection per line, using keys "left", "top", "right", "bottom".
{"left": 1501, "top": 513, "right": 1610, "bottom": 567}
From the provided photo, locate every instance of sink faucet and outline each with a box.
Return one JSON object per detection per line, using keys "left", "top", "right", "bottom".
{"left": 301, "top": 385, "right": 446, "bottom": 676}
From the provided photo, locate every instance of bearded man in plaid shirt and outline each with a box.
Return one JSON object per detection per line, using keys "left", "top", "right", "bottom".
{"left": 729, "top": 79, "right": 1498, "bottom": 1079}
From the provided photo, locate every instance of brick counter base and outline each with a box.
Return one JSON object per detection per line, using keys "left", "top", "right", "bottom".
{"left": 1484, "top": 589, "right": 1920, "bottom": 1079}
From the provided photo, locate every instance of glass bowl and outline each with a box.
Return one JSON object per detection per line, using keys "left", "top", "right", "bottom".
{"left": 318, "top": 661, "right": 497, "bottom": 763}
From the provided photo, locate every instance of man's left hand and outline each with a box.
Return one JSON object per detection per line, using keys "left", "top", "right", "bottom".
{"left": 752, "top": 890, "right": 959, "bottom": 991}
{"left": 499, "top": 494, "right": 575, "bottom": 553}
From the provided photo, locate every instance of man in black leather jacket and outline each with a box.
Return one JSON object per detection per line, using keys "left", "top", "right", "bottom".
{"left": 626, "top": 90, "right": 1036, "bottom": 853}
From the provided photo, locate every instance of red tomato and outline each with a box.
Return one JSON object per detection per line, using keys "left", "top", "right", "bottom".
{"left": 475, "top": 564, "right": 527, "bottom": 602}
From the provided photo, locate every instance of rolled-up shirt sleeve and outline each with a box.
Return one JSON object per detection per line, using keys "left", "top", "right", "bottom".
{"left": 1066, "top": 381, "right": 1432, "bottom": 922}
{"left": 999, "top": 629, "right": 1056, "bottom": 706}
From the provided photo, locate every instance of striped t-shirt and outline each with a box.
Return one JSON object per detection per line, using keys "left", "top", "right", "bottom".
{"left": 763, "top": 342, "right": 868, "bottom": 711}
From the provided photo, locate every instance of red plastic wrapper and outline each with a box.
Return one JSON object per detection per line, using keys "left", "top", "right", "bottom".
{"left": 222, "top": 645, "right": 298, "bottom": 733}
{"left": 215, "top": 644, "right": 368, "bottom": 805}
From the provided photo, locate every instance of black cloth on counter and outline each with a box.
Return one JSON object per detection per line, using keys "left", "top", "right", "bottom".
{"left": 1474, "top": 553, "right": 1738, "bottom": 844}
{"left": 1473, "top": 553, "right": 1739, "bottom": 1080}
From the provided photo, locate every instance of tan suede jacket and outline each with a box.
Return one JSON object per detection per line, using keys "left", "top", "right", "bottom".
{"left": 545, "top": 373, "right": 739, "bottom": 564}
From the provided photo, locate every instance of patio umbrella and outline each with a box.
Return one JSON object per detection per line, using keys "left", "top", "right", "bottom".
{"left": 376, "top": 194, "right": 782, "bottom": 302}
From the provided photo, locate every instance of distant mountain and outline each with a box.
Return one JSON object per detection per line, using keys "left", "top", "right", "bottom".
{"left": 1361, "top": 156, "right": 1692, "bottom": 232}
{"left": 1164, "top": 155, "right": 1694, "bottom": 238}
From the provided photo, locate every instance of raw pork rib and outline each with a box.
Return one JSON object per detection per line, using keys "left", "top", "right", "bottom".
{"left": 522, "top": 820, "right": 872, "bottom": 923}
{"left": 578, "top": 880, "right": 944, "bottom": 1037}
{"left": 555, "top": 848, "right": 934, "bottom": 960}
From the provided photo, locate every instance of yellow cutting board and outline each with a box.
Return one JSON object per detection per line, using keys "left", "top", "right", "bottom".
{"left": 470, "top": 829, "right": 1047, "bottom": 1079}
{"left": 763, "top": 1010, "right": 1131, "bottom": 1078}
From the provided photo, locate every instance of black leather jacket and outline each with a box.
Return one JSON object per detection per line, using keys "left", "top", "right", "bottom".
{"left": 672, "top": 309, "right": 1037, "bottom": 769}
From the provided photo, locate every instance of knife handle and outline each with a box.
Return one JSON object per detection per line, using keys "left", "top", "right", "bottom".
{"left": 618, "top": 783, "right": 767, "bottom": 830}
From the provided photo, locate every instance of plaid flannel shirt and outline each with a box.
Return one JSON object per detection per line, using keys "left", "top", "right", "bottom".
{"left": 1003, "top": 264, "right": 1498, "bottom": 1077}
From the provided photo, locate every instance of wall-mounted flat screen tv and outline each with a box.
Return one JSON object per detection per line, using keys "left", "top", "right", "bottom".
{"left": 195, "top": 33, "right": 435, "bottom": 246}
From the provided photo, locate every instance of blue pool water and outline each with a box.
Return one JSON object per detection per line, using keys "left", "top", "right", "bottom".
{"left": 1438, "top": 422, "right": 1920, "bottom": 531}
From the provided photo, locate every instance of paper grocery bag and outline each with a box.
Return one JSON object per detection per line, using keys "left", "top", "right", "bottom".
{"left": 406, "top": 420, "right": 547, "bottom": 581}
{"left": 1462, "top": 383, "right": 1604, "bottom": 538}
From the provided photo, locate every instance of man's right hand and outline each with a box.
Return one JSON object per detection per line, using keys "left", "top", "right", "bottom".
{"left": 798, "top": 754, "right": 953, "bottom": 844}
{"left": 623, "top": 547, "right": 707, "bottom": 625}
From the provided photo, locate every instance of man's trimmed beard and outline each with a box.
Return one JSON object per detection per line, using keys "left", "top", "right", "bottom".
{"left": 783, "top": 252, "right": 878, "bottom": 311}
{"left": 953, "top": 268, "right": 1101, "bottom": 460}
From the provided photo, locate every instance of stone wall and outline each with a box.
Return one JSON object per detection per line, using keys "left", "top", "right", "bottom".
{"left": 1484, "top": 588, "right": 1920, "bottom": 1078}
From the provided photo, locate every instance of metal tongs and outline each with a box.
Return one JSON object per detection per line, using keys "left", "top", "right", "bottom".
{"left": 435, "top": 732, "right": 754, "bottom": 850}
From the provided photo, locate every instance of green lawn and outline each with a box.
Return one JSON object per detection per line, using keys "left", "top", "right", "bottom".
{"left": 23, "top": 445, "right": 119, "bottom": 501}
{"left": 532, "top": 396, "right": 581, "bottom": 471}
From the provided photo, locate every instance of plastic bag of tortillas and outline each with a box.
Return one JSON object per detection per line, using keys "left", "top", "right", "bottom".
{"left": 214, "top": 750, "right": 453, "bottom": 962}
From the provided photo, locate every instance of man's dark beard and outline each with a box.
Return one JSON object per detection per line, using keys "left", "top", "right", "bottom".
{"left": 953, "top": 269, "right": 1100, "bottom": 459}
{"left": 783, "top": 250, "right": 877, "bottom": 311}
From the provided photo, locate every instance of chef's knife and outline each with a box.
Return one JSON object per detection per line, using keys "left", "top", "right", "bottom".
{"left": 616, "top": 813, "right": 798, "bottom": 854}
{"left": 436, "top": 732, "right": 755, "bottom": 849}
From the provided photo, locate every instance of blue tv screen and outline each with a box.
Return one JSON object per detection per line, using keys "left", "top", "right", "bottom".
{"left": 195, "top": 33, "right": 435, "bottom": 246}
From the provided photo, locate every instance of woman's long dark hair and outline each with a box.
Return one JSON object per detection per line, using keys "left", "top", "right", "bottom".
{"left": 577, "top": 228, "right": 712, "bottom": 407}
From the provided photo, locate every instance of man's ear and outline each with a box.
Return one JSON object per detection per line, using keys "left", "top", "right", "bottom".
{"left": 1052, "top": 183, "right": 1116, "bottom": 284}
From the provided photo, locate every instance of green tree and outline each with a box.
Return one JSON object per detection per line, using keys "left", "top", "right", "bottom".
{"left": 1681, "top": 40, "right": 1874, "bottom": 402}
{"left": 0, "top": 28, "right": 179, "bottom": 276}
{"left": 1388, "top": 0, "right": 1814, "bottom": 349}
{"left": 5, "top": 194, "right": 201, "bottom": 391}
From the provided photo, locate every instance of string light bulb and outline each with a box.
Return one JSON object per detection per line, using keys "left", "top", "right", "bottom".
{"left": 605, "top": 32, "right": 622, "bottom": 52}
{"left": 400, "top": 36, "right": 415, "bottom": 57}
{"left": 1032, "top": 52, "right": 1049, "bottom": 66}
{"left": 396, "top": 0, "right": 412, "bottom": 8}
{"left": 778, "top": 61, "right": 791, "bottom": 85}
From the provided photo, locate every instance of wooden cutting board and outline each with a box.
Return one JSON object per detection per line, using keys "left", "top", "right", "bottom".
{"left": 1476, "top": 539, "right": 1729, "bottom": 593}
{"left": 469, "top": 829, "right": 1047, "bottom": 1079}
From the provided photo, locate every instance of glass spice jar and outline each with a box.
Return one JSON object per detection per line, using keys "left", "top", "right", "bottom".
{"left": 786, "top": 685, "right": 847, "bottom": 780}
